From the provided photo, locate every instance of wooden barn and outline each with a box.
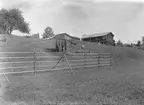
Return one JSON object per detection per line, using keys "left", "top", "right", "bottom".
{"left": 47, "top": 33, "right": 80, "bottom": 52}
{"left": 81, "top": 32, "right": 115, "bottom": 46}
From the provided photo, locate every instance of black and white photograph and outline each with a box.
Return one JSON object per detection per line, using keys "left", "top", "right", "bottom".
{"left": 1, "top": 0, "right": 144, "bottom": 104}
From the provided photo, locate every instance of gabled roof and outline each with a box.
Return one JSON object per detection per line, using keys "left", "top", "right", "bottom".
{"left": 56, "top": 33, "right": 80, "bottom": 40}
{"left": 47, "top": 33, "right": 80, "bottom": 40}
{"left": 82, "top": 32, "right": 114, "bottom": 39}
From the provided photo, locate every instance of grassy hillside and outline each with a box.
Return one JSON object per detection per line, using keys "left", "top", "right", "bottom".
{"left": 0, "top": 34, "right": 56, "bottom": 52}
{"left": 1, "top": 34, "right": 144, "bottom": 105}
{"left": 0, "top": 34, "right": 63, "bottom": 73}
{"left": 67, "top": 40, "right": 144, "bottom": 67}
{"left": 1, "top": 34, "right": 144, "bottom": 67}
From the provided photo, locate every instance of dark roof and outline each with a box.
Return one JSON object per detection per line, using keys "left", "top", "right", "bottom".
{"left": 81, "top": 32, "right": 114, "bottom": 39}
{"left": 48, "top": 33, "right": 80, "bottom": 40}
{"left": 58, "top": 33, "right": 80, "bottom": 39}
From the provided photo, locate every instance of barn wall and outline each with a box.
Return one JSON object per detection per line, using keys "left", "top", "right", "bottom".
{"left": 106, "top": 34, "right": 114, "bottom": 45}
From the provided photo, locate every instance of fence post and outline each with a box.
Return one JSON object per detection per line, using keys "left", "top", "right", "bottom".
{"left": 63, "top": 53, "right": 66, "bottom": 70}
{"left": 98, "top": 53, "right": 100, "bottom": 68}
{"left": 109, "top": 53, "right": 112, "bottom": 69}
{"left": 84, "top": 53, "right": 86, "bottom": 68}
{"left": 33, "top": 48, "right": 36, "bottom": 75}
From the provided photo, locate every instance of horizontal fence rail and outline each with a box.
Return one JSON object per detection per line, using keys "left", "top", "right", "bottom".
{"left": 0, "top": 51, "right": 113, "bottom": 75}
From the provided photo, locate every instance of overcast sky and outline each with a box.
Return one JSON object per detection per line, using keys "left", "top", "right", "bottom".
{"left": 0, "top": 0, "right": 144, "bottom": 43}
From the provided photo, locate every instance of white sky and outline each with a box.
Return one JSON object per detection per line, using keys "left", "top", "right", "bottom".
{"left": 0, "top": 0, "right": 144, "bottom": 43}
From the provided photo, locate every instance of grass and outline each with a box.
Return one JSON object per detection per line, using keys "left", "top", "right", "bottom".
{"left": 1, "top": 65, "right": 144, "bottom": 105}
{"left": 1, "top": 34, "right": 144, "bottom": 104}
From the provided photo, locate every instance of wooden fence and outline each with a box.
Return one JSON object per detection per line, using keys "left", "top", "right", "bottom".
{"left": 0, "top": 51, "right": 113, "bottom": 75}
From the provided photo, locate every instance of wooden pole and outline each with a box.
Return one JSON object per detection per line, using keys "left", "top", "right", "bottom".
{"left": 108, "top": 54, "right": 111, "bottom": 69}
{"left": 63, "top": 52, "right": 66, "bottom": 70}
{"left": 84, "top": 53, "right": 86, "bottom": 68}
{"left": 33, "top": 48, "right": 36, "bottom": 75}
{"left": 52, "top": 56, "right": 63, "bottom": 70}
{"left": 1, "top": 69, "right": 10, "bottom": 84}
{"left": 98, "top": 53, "right": 100, "bottom": 68}
{"left": 112, "top": 54, "right": 119, "bottom": 67}
{"left": 64, "top": 53, "right": 74, "bottom": 75}
{"left": 64, "top": 39, "right": 67, "bottom": 52}
{"left": 110, "top": 54, "right": 112, "bottom": 67}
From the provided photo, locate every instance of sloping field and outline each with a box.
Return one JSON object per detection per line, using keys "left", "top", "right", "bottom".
{"left": 0, "top": 34, "right": 63, "bottom": 74}
{"left": 0, "top": 34, "right": 56, "bottom": 52}
{"left": 67, "top": 40, "right": 144, "bottom": 67}
{"left": 1, "top": 34, "right": 144, "bottom": 65}
{"left": 1, "top": 34, "right": 144, "bottom": 105}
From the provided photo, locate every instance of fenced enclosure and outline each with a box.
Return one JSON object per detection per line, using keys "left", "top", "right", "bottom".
{"left": 0, "top": 51, "right": 113, "bottom": 75}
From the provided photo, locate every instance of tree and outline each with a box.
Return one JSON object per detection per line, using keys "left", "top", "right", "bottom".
{"left": 42, "top": 27, "right": 54, "bottom": 39}
{"left": 116, "top": 40, "right": 123, "bottom": 47}
{"left": 0, "top": 8, "right": 30, "bottom": 34}
{"left": 136, "top": 40, "right": 141, "bottom": 46}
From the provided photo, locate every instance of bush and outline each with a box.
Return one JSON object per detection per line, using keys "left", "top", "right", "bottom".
{"left": 116, "top": 40, "right": 123, "bottom": 47}
{"left": 25, "top": 35, "right": 30, "bottom": 38}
